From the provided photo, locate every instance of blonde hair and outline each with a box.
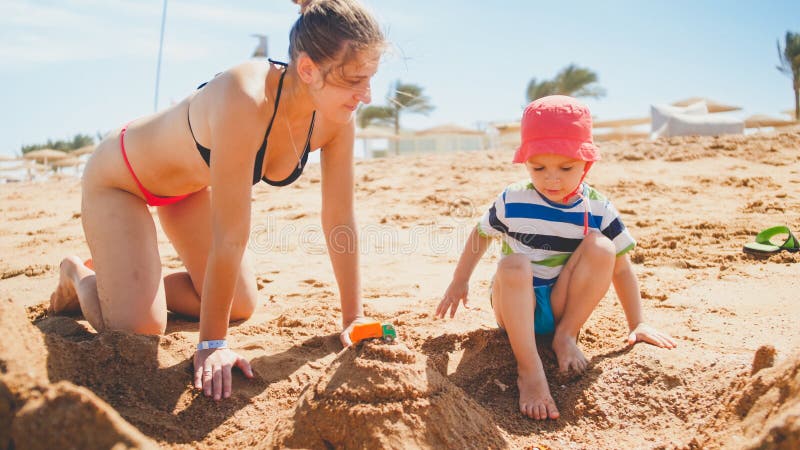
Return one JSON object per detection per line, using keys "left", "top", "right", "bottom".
{"left": 288, "top": 0, "right": 385, "bottom": 73}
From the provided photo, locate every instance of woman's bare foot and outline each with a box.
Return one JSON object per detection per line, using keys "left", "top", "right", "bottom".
{"left": 552, "top": 331, "right": 589, "bottom": 374}
{"left": 48, "top": 256, "right": 85, "bottom": 314}
{"left": 518, "top": 366, "right": 560, "bottom": 420}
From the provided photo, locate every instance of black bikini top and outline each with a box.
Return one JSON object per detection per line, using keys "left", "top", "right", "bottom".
{"left": 188, "top": 59, "right": 316, "bottom": 186}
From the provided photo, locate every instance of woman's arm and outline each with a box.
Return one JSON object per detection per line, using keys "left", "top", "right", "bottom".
{"left": 193, "top": 72, "right": 263, "bottom": 399}
{"left": 201, "top": 73, "right": 263, "bottom": 341}
{"left": 319, "top": 120, "right": 364, "bottom": 344}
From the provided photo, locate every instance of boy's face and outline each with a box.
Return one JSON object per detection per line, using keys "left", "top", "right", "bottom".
{"left": 524, "top": 153, "right": 587, "bottom": 203}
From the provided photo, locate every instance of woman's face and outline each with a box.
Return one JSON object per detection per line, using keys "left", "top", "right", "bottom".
{"left": 308, "top": 48, "right": 381, "bottom": 124}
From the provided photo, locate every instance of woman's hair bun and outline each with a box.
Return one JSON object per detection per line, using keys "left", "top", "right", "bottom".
{"left": 292, "top": 0, "right": 314, "bottom": 14}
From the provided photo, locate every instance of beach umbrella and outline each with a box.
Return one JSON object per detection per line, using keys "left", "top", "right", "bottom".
{"left": 49, "top": 157, "right": 82, "bottom": 168}
{"left": 48, "top": 156, "right": 83, "bottom": 176}
{"left": 23, "top": 149, "right": 69, "bottom": 165}
{"left": 0, "top": 154, "right": 16, "bottom": 161}
{"left": 744, "top": 114, "right": 798, "bottom": 128}
{"left": 593, "top": 117, "right": 651, "bottom": 128}
{"left": 72, "top": 145, "right": 95, "bottom": 156}
{"left": 671, "top": 97, "right": 741, "bottom": 113}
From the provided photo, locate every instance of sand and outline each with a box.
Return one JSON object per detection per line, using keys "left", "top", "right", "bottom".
{"left": 1, "top": 131, "right": 799, "bottom": 449}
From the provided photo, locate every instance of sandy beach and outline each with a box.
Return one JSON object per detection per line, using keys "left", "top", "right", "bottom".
{"left": 1, "top": 131, "right": 799, "bottom": 449}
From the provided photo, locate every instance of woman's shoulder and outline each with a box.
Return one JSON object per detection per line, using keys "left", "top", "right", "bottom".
{"left": 226, "top": 59, "right": 269, "bottom": 82}
{"left": 203, "top": 60, "right": 269, "bottom": 107}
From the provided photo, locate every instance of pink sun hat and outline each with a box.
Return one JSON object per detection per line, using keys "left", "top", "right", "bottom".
{"left": 512, "top": 95, "right": 600, "bottom": 164}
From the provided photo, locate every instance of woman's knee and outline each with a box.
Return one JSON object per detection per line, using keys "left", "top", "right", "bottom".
{"left": 106, "top": 312, "right": 167, "bottom": 336}
{"left": 495, "top": 254, "right": 532, "bottom": 284}
{"left": 230, "top": 278, "right": 258, "bottom": 321}
{"left": 101, "top": 291, "right": 168, "bottom": 335}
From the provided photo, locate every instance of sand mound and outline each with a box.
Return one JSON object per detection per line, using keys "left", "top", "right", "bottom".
{"left": 266, "top": 340, "right": 510, "bottom": 449}
{"left": 693, "top": 349, "right": 800, "bottom": 449}
{"left": 0, "top": 298, "right": 48, "bottom": 393}
{"left": 0, "top": 299, "right": 157, "bottom": 449}
{"left": 11, "top": 381, "right": 157, "bottom": 450}
{"left": 0, "top": 298, "right": 49, "bottom": 449}
{"left": 28, "top": 317, "right": 258, "bottom": 445}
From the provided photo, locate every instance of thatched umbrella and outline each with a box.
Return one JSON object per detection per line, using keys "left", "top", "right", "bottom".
{"left": 48, "top": 157, "right": 84, "bottom": 176}
{"left": 72, "top": 145, "right": 95, "bottom": 156}
{"left": 49, "top": 157, "right": 81, "bottom": 168}
{"left": 0, "top": 154, "right": 16, "bottom": 161}
{"left": 23, "top": 149, "right": 69, "bottom": 165}
{"left": 671, "top": 97, "right": 741, "bottom": 113}
{"left": 744, "top": 114, "right": 798, "bottom": 128}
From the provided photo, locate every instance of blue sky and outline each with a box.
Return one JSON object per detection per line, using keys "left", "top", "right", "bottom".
{"left": 1, "top": 0, "right": 798, "bottom": 156}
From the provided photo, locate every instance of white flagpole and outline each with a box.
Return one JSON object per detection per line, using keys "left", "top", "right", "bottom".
{"left": 154, "top": 0, "right": 168, "bottom": 112}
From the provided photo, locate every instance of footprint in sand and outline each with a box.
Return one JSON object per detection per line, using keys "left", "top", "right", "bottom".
{"left": 301, "top": 279, "right": 325, "bottom": 288}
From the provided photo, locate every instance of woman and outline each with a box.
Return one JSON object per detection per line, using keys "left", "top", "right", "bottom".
{"left": 49, "top": 0, "right": 385, "bottom": 401}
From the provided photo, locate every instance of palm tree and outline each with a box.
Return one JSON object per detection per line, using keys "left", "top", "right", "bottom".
{"left": 357, "top": 81, "right": 434, "bottom": 154}
{"left": 526, "top": 64, "right": 606, "bottom": 103}
{"left": 777, "top": 31, "right": 800, "bottom": 120}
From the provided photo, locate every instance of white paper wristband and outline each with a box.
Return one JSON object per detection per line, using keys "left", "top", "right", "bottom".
{"left": 197, "top": 340, "right": 228, "bottom": 350}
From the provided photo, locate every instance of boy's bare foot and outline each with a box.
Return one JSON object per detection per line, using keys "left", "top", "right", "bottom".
{"left": 552, "top": 332, "right": 589, "bottom": 374}
{"left": 518, "top": 366, "right": 560, "bottom": 420}
{"left": 48, "top": 256, "right": 84, "bottom": 314}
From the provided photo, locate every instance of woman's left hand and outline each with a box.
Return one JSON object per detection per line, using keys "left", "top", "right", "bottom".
{"left": 340, "top": 316, "right": 376, "bottom": 347}
{"left": 193, "top": 347, "right": 254, "bottom": 400}
{"left": 627, "top": 323, "right": 677, "bottom": 349}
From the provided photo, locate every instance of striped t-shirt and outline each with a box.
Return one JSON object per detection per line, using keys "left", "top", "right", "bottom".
{"left": 477, "top": 181, "right": 636, "bottom": 287}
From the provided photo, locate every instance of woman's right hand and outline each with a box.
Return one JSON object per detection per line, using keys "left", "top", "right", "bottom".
{"left": 435, "top": 279, "right": 470, "bottom": 319}
{"left": 193, "top": 347, "right": 254, "bottom": 400}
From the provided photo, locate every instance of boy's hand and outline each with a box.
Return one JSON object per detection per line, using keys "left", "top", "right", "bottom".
{"left": 435, "top": 280, "right": 470, "bottom": 319}
{"left": 627, "top": 323, "right": 677, "bottom": 349}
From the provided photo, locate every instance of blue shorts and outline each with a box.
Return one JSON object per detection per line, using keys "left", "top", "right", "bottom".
{"left": 490, "top": 279, "right": 556, "bottom": 335}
